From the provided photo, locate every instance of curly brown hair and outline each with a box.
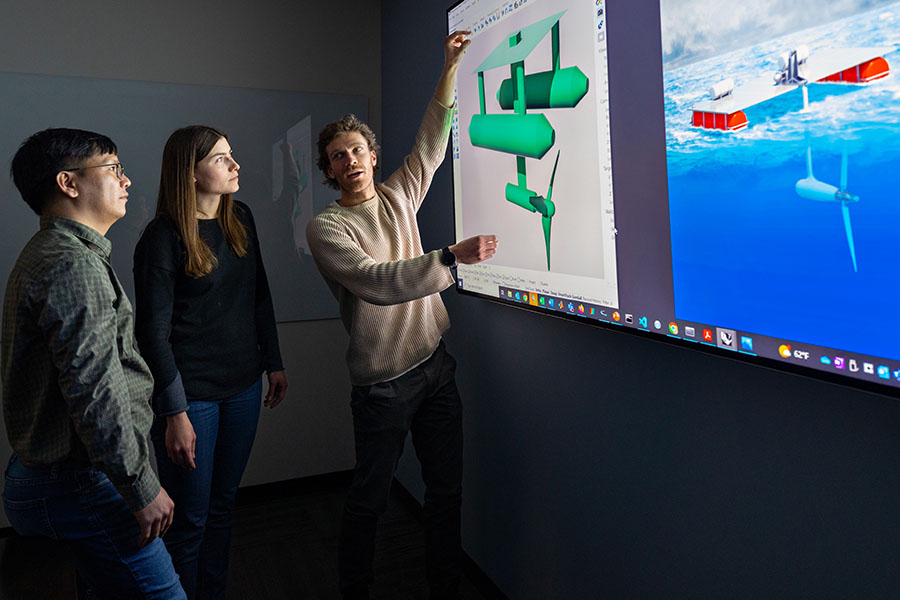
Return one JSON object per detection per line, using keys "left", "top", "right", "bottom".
{"left": 316, "top": 114, "right": 381, "bottom": 190}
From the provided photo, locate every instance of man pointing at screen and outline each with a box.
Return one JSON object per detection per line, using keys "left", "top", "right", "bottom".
{"left": 306, "top": 31, "right": 496, "bottom": 600}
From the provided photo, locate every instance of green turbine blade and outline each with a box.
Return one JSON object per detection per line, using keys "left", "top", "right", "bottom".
{"left": 542, "top": 215, "right": 552, "bottom": 270}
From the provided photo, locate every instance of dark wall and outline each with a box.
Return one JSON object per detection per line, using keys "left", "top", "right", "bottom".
{"left": 382, "top": 1, "right": 900, "bottom": 598}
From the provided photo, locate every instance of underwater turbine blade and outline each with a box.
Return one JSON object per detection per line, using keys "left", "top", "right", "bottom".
{"left": 841, "top": 202, "right": 858, "bottom": 273}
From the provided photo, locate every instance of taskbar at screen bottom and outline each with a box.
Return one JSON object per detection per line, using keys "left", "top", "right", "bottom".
{"left": 498, "top": 286, "right": 900, "bottom": 395}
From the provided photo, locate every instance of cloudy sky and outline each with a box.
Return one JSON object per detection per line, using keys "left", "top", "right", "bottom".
{"left": 660, "top": 0, "right": 899, "bottom": 69}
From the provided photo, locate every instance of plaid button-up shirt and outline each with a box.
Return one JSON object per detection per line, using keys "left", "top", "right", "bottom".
{"left": 2, "top": 216, "right": 159, "bottom": 511}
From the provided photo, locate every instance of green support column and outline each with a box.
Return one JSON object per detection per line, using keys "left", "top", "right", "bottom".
{"left": 478, "top": 71, "right": 486, "bottom": 115}
{"left": 509, "top": 60, "right": 526, "bottom": 115}
{"left": 517, "top": 156, "right": 527, "bottom": 188}
{"left": 552, "top": 22, "right": 560, "bottom": 72}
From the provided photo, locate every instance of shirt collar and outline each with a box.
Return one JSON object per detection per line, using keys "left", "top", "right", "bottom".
{"left": 39, "top": 215, "right": 112, "bottom": 260}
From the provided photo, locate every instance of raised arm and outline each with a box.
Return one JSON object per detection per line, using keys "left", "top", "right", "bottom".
{"left": 435, "top": 30, "right": 471, "bottom": 108}
{"left": 380, "top": 32, "right": 472, "bottom": 212}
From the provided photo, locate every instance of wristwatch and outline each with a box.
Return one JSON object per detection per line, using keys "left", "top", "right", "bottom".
{"left": 440, "top": 246, "right": 457, "bottom": 267}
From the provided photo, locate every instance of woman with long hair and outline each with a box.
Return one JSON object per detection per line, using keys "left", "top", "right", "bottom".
{"left": 134, "top": 126, "right": 287, "bottom": 600}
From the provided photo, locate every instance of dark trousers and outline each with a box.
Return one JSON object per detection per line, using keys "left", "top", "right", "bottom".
{"left": 339, "top": 341, "right": 463, "bottom": 598}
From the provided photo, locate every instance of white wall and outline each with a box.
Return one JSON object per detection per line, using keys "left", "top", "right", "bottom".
{"left": 0, "top": 0, "right": 380, "bottom": 525}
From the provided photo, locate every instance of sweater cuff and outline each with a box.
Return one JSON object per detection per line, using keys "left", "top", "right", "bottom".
{"left": 117, "top": 464, "right": 161, "bottom": 513}
{"left": 430, "top": 249, "right": 457, "bottom": 290}
{"left": 152, "top": 372, "right": 189, "bottom": 416}
{"left": 433, "top": 95, "right": 454, "bottom": 110}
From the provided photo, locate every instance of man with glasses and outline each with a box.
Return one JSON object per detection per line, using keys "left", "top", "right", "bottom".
{"left": 2, "top": 128, "right": 186, "bottom": 598}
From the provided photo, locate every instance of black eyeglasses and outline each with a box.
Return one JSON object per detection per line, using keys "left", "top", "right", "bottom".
{"left": 66, "top": 162, "right": 126, "bottom": 180}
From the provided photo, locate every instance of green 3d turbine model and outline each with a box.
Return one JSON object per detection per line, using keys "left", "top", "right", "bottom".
{"left": 468, "top": 10, "right": 588, "bottom": 269}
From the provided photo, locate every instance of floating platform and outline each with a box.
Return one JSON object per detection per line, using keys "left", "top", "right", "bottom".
{"left": 690, "top": 47, "right": 893, "bottom": 131}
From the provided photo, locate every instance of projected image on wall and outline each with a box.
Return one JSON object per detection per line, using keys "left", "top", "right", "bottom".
{"left": 272, "top": 116, "right": 315, "bottom": 258}
{"left": 660, "top": 0, "right": 900, "bottom": 361}
{"left": 451, "top": 0, "right": 618, "bottom": 307}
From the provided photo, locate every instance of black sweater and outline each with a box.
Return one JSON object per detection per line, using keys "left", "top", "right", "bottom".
{"left": 133, "top": 201, "right": 283, "bottom": 415}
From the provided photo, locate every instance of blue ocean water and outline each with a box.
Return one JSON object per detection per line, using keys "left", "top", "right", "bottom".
{"left": 664, "top": 4, "right": 900, "bottom": 361}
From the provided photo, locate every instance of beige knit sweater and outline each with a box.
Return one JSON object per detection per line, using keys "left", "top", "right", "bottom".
{"left": 306, "top": 98, "right": 456, "bottom": 386}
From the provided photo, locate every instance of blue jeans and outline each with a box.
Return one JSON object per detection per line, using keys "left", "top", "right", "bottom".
{"left": 339, "top": 341, "right": 463, "bottom": 598}
{"left": 2, "top": 455, "right": 186, "bottom": 599}
{"left": 152, "top": 378, "right": 262, "bottom": 600}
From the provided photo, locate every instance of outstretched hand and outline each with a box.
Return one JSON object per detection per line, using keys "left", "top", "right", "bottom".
{"left": 436, "top": 30, "right": 472, "bottom": 107}
{"left": 450, "top": 235, "right": 498, "bottom": 265}
{"left": 444, "top": 30, "right": 471, "bottom": 71}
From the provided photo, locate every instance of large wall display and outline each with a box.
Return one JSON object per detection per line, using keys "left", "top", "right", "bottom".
{"left": 449, "top": 0, "right": 900, "bottom": 399}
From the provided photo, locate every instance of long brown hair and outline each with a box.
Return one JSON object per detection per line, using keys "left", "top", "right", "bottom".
{"left": 156, "top": 125, "right": 248, "bottom": 277}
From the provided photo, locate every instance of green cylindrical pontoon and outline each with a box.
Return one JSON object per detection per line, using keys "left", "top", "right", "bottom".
{"left": 497, "top": 66, "right": 589, "bottom": 110}
{"left": 469, "top": 113, "right": 555, "bottom": 159}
